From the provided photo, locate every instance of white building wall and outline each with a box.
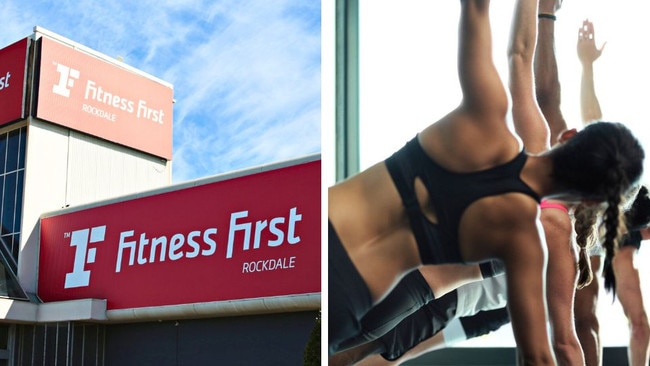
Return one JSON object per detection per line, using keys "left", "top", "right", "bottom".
{"left": 65, "top": 129, "right": 170, "bottom": 205}
{"left": 19, "top": 118, "right": 171, "bottom": 294}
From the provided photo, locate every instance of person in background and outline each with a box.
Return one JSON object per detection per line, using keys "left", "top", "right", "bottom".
{"left": 572, "top": 18, "right": 650, "bottom": 366}
{"left": 514, "top": 0, "right": 586, "bottom": 363}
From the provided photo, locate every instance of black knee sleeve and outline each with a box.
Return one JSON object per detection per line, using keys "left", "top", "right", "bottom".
{"left": 459, "top": 307, "right": 510, "bottom": 339}
{"left": 379, "top": 290, "right": 458, "bottom": 361}
{"left": 339, "top": 269, "right": 436, "bottom": 352}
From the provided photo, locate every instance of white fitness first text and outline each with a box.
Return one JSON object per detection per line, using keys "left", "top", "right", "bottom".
{"left": 114, "top": 207, "right": 303, "bottom": 272}
{"left": 0, "top": 71, "right": 11, "bottom": 91}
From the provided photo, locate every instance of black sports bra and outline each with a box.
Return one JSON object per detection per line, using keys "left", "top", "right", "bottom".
{"left": 385, "top": 136, "right": 541, "bottom": 264}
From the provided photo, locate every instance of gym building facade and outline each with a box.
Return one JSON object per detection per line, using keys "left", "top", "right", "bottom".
{"left": 0, "top": 27, "right": 320, "bottom": 365}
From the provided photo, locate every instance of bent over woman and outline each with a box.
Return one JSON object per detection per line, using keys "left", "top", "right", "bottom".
{"left": 328, "top": 1, "right": 644, "bottom": 364}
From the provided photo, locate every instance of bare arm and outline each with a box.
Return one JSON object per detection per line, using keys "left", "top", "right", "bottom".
{"left": 577, "top": 19, "right": 605, "bottom": 124}
{"left": 503, "top": 216, "right": 556, "bottom": 366}
{"left": 534, "top": 0, "right": 567, "bottom": 146}
{"left": 419, "top": 0, "right": 517, "bottom": 175}
{"left": 475, "top": 2, "right": 554, "bottom": 363}
{"left": 542, "top": 208, "right": 586, "bottom": 366}
{"left": 574, "top": 256, "right": 603, "bottom": 366}
{"left": 612, "top": 246, "right": 650, "bottom": 366}
{"left": 506, "top": 4, "right": 562, "bottom": 360}
{"left": 470, "top": 195, "right": 555, "bottom": 365}
{"left": 508, "top": 0, "right": 550, "bottom": 154}
{"left": 534, "top": 3, "right": 585, "bottom": 364}
{"left": 458, "top": 0, "right": 509, "bottom": 120}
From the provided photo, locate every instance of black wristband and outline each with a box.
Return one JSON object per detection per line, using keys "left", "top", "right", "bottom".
{"left": 479, "top": 261, "right": 494, "bottom": 278}
{"left": 538, "top": 13, "right": 557, "bottom": 21}
{"left": 479, "top": 260, "right": 505, "bottom": 278}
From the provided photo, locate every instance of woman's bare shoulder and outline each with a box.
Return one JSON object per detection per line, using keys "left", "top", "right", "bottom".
{"left": 419, "top": 113, "right": 522, "bottom": 172}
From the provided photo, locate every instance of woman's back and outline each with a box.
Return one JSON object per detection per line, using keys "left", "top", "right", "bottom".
{"left": 328, "top": 117, "right": 540, "bottom": 303}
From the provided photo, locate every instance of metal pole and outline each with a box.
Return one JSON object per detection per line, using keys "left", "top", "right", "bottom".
{"left": 335, "top": 0, "right": 360, "bottom": 181}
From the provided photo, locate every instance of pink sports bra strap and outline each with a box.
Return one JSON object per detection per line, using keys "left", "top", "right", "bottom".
{"left": 540, "top": 199, "right": 568, "bottom": 213}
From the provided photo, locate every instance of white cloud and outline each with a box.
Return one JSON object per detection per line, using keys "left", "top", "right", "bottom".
{"left": 1, "top": 0, "right": 321, "bottom": 183}
{"left": 165, "top": 1, "right": 321, "bottom": 181}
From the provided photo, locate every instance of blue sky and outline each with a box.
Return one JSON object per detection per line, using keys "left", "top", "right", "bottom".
{"left": 1, "top": 0, "right": 321, "bottom": 183}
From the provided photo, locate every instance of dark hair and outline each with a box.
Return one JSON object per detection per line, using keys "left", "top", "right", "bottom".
{"left": 549, "top": 122, "right": 645, "bottom": 295}
{"left": 625, "top": 185, "right": 650, "bottom": 230}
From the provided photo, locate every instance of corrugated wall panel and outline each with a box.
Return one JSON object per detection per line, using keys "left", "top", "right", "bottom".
{"left": 19, "top": 119, "right": 171, "bottom": 294}
{"left": 65, "top": 130, "right": 170, "bottom": 206}
{"left": 20, "top": 120, "right": 71, "bottom": 293}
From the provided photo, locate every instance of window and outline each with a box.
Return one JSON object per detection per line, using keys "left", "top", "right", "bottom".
{"left": 0, "top": 127, "right": 25, "bottom": 265}
{"left": 0, "top": 126, "right": 27, "bottom": 300}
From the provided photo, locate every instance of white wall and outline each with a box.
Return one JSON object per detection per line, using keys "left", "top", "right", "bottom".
{"left": 19, "top": 118, "right": 171, "bottom": 293}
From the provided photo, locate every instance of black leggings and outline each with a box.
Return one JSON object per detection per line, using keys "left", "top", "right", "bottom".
{"left": 337, "top": 269, "right": 437, "bottom": 352}
{"left": 380, "top": 288, "right": 458, "bottom": 360}
{"left": 328, "top": 221, "right": 373, "bottom": 355}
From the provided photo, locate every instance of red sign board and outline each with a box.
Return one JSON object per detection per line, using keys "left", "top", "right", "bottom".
{"left": 0, "top": 38, "right": 29, "bottom": 126}
{"left": 38, "top": 159, "right": 320, "bottom": 310}
{"left": 36, "top": 36, "right": 173, "bottom": 159}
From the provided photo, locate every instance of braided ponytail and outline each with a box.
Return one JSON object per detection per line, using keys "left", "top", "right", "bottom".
{"left": 573, "top": 203, "right": 597, "bottom": 289}
{"left": 548, "top": 122, "right": 644, "bottom": 296}
{"left": 600, "top": 167, "right": 628, "bottom": 298}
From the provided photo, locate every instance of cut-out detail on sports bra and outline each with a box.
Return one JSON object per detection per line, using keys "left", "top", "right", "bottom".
{"left": 385, "top": 136, "right": 541, "bottom": 265}
{"left": 414, "top": 177, "right": 438, "bottom": 224}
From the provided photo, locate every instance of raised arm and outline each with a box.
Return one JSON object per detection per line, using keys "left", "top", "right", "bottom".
{"left": 507, "top": 0, "right": 550, "bottom": 154}
{"left": 533, "top": 2, "right": 587, "bottom": 365}
{"left": 577, "top": 19, "right": 605, "bottom": 124}
{"left": 503, "top": 1, "right": 556, "bottom": 365}
{"left": 534, "top": 1, "right": 567, "bottom": 146}
{"left": 457, "top": 0, "right": 509, "bottom": 125}
{"left": 419, "top": 0, "right": 517, "bottom": 172}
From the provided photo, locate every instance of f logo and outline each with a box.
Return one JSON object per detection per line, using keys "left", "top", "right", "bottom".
{"left": 52, "top": 63, "right": 80, "bottom": 97}
{"left": 64, "top": 226, "right": 106, "bottom": 289}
